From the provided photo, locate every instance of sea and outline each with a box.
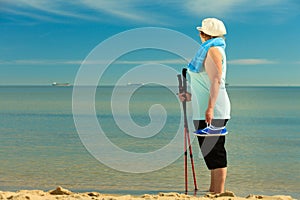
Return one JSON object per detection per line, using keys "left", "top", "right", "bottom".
{"left": 0, "top": 85, "right": 299, "bottom": 198}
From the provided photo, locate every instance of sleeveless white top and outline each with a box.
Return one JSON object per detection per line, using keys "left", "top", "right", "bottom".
{"left": 188, "top": 46, "right": 231, "bottom": 120}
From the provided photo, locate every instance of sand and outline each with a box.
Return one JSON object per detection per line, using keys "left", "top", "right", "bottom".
{"left": 0, "top": 186, "right": 295, "bottom": 200}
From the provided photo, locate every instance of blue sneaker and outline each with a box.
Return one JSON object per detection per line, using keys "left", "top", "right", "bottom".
{"left": 193, "top": 125, "right": 228, "bottom": 137}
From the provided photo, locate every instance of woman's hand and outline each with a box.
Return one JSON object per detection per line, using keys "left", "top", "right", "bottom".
{"left": 205, "top": 107, "right": 214, "bottom": 125}
{"left": 178, "top": 92, "right": 191, "bottom": 102}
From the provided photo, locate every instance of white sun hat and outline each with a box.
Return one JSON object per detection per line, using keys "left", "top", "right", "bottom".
{"left": 197, "top": 18, "right": 227, "bottom": 36}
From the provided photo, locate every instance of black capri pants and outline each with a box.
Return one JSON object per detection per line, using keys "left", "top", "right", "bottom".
{"left": 193, "top": 119, "right": 229, "bottom": 170}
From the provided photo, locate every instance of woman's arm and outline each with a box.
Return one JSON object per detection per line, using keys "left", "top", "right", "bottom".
{"left": 205, "top": 47, "right": 223, "bottom": 124}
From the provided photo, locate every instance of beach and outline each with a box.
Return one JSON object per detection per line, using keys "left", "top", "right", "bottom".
{"left": 0, "top": 187, "right": 295, "bottom": 200}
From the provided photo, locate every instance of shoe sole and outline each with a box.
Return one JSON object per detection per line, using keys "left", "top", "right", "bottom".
{"left": 193, "top": 132, "right": 228, "bottom": 137}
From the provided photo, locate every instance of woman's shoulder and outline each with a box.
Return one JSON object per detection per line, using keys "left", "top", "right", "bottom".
{"left": 207, "top": 47, "right": 223, "bottom": 62}
{"left": 208, "top": 46, "right": 222, "bottom": 55}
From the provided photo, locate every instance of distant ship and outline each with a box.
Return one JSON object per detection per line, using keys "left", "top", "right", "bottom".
{"left": 127, "top": 82, "right": 144, "bottom": 87}
{"left": 52, "top": 82, "right": 71, "bottom": 87}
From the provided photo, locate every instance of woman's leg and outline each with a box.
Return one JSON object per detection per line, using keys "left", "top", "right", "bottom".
{"left": 209, "top": 170, "right": 215, "bottom": 192}
{"left": 212, "top": 167, "right": 227, "bottom": 194}
{"left": 194, "top": 119, "right": 228, "bottom": 194}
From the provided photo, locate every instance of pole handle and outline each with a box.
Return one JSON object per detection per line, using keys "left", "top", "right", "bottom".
{"left": 177, "top": 74, "right": 183, "bottom": 93}
{"left": 182, "top": 68, "right": 187, "bottom": 93}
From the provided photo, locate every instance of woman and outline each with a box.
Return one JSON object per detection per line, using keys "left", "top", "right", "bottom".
{"left": 179, "top": 18, "right": 231, "bottom": 194}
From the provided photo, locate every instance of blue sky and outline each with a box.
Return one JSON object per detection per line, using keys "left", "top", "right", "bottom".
{"left": 1, "top": 0, "right": 300, "bottom": 86}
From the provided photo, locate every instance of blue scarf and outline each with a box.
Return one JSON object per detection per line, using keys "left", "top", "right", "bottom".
{"left": 188, "top": 37, "right": 226, "bottom": 73}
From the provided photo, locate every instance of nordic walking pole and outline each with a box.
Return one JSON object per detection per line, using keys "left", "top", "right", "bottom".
{"left": 182, "top": 68, "right": 198, "bottom": 192}
{"left": 177, "top": 74, "right": 188, "bottom": 193}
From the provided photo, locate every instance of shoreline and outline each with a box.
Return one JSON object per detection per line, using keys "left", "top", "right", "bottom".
{"left": 0, "top": 186, "right": 295, "bottom": 200}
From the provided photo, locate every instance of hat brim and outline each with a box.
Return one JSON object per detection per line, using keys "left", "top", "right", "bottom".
{"left": 196, "top": 26, "right": 226, "bottom": 36}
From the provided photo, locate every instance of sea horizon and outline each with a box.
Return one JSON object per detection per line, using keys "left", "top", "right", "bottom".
{"left": 1, "top": 84, "right": 300, "bottom": 87}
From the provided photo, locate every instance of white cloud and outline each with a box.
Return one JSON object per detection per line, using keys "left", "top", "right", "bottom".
{"left": 80, "top": 0, "right": 154, "bottom": 23}
{"left": 0, "top": 0, "right": 169, "bottom": 25}
{"left": 228, "top": 59, "right": 277, "bottom": 65}
{"left": 1, "top": 58, "right": 281, "bottom": 66}
{"left": 2, "top": 0, "right": 296, "bottom": 24}
{"left": 1, "top": 0, "right": 104, "bottom": 22}
{"left": 184, "top": 0, "right": 242, "bottom": 17}
{"left": 117, "top": 59, "right": 187, "bottom": 65}
{"left": 0, "top": 59, "right": 81, "bottom": 65}
{"left": 183, "top": 0, "right": 294, "bottom": 20}
{"left": 0, "top": 58, "right": 187, "bottom": 66}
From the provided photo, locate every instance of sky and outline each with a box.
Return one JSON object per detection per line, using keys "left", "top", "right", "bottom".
{"left": 1, "top": 0, "right": 300, "bottom": 86}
